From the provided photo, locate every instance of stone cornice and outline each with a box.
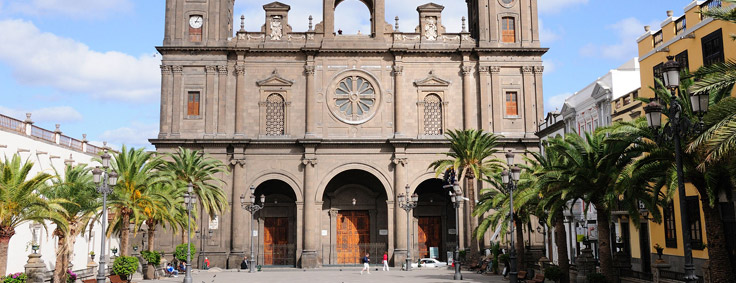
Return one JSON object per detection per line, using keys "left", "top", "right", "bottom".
{"left": 157, "top": 45, "right": 548, "bottom": 55}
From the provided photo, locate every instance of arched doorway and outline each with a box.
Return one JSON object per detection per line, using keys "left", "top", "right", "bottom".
{"left": 254, "top": 180, "right": 298, "bottom": 266}
{"left": 321, "top": 169, "right": 389, "bottom": 265}
{"left": 413, "top": 178, "right": 456, "bottom": 262}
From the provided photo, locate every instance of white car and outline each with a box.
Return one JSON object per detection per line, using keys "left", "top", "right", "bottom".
{"left": 411, "top": 258, "right": 448, "bottom": 268}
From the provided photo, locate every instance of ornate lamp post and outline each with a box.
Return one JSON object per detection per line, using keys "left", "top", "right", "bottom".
{"left": 448, "top": 181, "right": 464, "bottom": 280}
{"left": 240, "top": 186, "right": 265, "bottom": 273}
{"left": 397, "top": 184, "right": 418, "bottom": 271}
{"left": 92, "top": 149, "right": 118, "bottom": 283}
{"left": 503, "top": 151, "right": 522, "bottom": 283}
{"left": 644, "top": 56, "right": 708, "bottom": 283}
{"left": 183, "top": 183, "right": 196, "bottom": 283}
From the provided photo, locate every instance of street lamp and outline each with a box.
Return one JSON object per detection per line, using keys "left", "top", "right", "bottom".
{"left": 503, "top": 150, "right": 522, "bottom": 283}
{"left": 240, "top": 186, "right": 265, "bottom": 273}
{"left": 397, "top": 184, "right": 418, "bottom": 271}
{"left": 643, "top": 56, "right": 705, "bottom": 283}
{"left": 183, "top": 183, "right": 196, "bottom": 283}
{"left": 448, "top": 181, "right": 464, "bottom": 280}
{"left": 93, "top": 150, "right": 118, "bottom": 283}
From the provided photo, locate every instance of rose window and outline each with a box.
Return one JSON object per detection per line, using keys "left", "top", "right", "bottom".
{"left": 333, "top": 76, "right": 377, "bottom": 123}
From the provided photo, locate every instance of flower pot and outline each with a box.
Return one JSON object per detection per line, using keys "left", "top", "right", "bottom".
{"left": 655, "top": 248, "right": 663, "bottom": 260}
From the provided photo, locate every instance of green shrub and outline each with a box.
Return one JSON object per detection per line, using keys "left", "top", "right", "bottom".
{"left": 112, "top": 256, "right": 139, "bottom": 277}
{"left": 1, "top": 272, "right": 27, "bottom": 283}
{"left": 544, "top": 265, "right": 563, "bottom": 282}
{"left": 587, "top": 273, "right": 607, "bottom": 283}
{"left": 141, "top": 250, "right": 161, "bottom": 265}
{"left": 174, "top": 244, "right": 196, "bottom": 262}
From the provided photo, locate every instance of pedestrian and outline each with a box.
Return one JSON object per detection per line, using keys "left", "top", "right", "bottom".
{"left": 240, "top": 256, "right": 249, "bottom": 271}
{"left": 382, "top": 252, "right": 389, "bottom": 271}
{"left": 360, "top": 253, "right": 370, "bottom": 275}
{"left": 166, "top": 263, "right": 178, "bottom": 277}
{"left": 204, "top": 257, "right": 210, "bottom": 270}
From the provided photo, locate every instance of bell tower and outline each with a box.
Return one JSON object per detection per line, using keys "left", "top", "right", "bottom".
{"left": 163, "top": 0, "right": 235, "bottom": 46}
{"left": 466, "top": 0, "right": 540, "bottom": 48}
{"left": 321, "top": 0, "right": 386, "bottom": 39}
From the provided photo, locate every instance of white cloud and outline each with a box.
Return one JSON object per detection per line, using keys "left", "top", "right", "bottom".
{"left": 579, "top": 17, "right": 657, "bottom": 61}
{"left": 0, "top": 19, "right": 160, "bottom": 102}
{"left": 0, "top": 105, "right": 83, "bottom": 123}
{"left": 538, "top": 0, "right": 588, "bottom": 14}
{"left": 545, "top": 92, "right": 571, "bottom": 113}
{"left": 4, "top": 0, "right": 132, "bottom": 18}
{"left": 98, "top": 122, "right": 157, "bottom": 150}
{"left": 539, "top": 20, "right": 561, "bottom": 43}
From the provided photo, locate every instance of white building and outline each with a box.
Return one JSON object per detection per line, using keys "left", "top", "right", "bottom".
{"left": 536, "top": 58, "right": 640, "bottom": 265}
{"left": 0, "top": 113, "right": 119, "bottom": 274}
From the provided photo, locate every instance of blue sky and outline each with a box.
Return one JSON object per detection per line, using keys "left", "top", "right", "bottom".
{"left": 0, "top": 0, "right": 692, "bottom": 149}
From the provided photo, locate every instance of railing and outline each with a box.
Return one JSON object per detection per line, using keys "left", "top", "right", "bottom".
{"left": 660, "top": 270, "right": 705, "bottom": 283}
{"left": 87, "top": 144, "right": 102, "bottom": 155}
{"left": 70, "top": 138, "right": 84, "bottom": 151}
{"left": 0, "top": 115, "right": 25, "bottom": 134}
{"left": 31, "top": 125, "right": 56, "bottom": 142}
{"left": 258, "top": 244, "right": 296, "bottom": 266}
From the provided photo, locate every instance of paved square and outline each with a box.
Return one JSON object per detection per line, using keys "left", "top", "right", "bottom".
{"left": 150, "top": 268, "right": 507, "bottom": 283}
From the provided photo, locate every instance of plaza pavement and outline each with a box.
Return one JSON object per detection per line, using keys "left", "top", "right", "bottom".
{"left": 148, "top": 267, "right": 508, "bottom": 283}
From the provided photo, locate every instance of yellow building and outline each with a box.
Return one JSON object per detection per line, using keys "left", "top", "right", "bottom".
{"left": 623, "top": 0, "right": 736, "bottom": 276}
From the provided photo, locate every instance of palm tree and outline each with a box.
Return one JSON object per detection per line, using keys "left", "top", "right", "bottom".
{"left": 429, "top": 129, "right": 504, "bottom": 256}
{"left": 107, "top": 146, "right": 165, "bottom": 256}
{"left": 161, "top": 147, "right": 228, "bottom": 244}
{"left": 137, "top": 182, "right": 180, "bottom": 279}
{"left": 42, "top": 164, "right": 100, "bottom": 283}
{"left": 0, "top": 154, "right": 56, "bottom": 275}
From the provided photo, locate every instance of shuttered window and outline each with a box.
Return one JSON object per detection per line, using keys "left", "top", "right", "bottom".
{"left": 502, "top": 17, "right": 515, "bottom": 43}
{"left": 505, "top": 91, "right": 518, "bottom": 116}
{"left": 187, "top": 91, "right": 200, "bottom": 116}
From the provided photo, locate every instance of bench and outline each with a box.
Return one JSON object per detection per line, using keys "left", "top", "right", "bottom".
{"left": 526, "top": 273, "right": 545, "bottom": 283}
{"left": 82, "top": 279, "right": 96, "bottom": 283}
{"left": 108, "top": 275, "right": 125, "bottom": 283}
{"left": 517, "top": 270, "right": 528, "bottom": 280}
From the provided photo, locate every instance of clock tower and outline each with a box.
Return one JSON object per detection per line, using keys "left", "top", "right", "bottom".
{"left": 466, "top": 0, "right": 540, "bottom": 48}
{"left": 163, "top": 0, "right": 234, "bottom": 46}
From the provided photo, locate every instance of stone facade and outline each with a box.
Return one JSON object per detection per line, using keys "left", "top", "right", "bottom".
{"left": 151, "top": 0, "right": 546, "bottom": 269}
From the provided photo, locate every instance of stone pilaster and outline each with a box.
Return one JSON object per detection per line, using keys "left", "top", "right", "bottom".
{"left": 393, "top": 65, "right": 404, "bottom": 137}
{"left": 478, "top": 66, "right": 490, "bottom": 132}
{"left": 301, "top": 156, "right": 319, "bottom": 268}
{"left": 489, "top": 66, "right": 501, "bottom": 133}
{"left": 522, "top": 66, "right": 535, "bottom": 135}
{"left": 533, "top": 66, "right": 545, "bottom": 131}
{"left": 217, "top": 65, "right": 228, "bottom": 135}
{"left": 159, "top": 65, "right": 173, "bottom": 138}
{"left": 304, "top": 65, "right": 317, "bottom": 137}
{"left": 392, "top": 156, "right": 408, "bottom": 267}
{"left": 230, "top": 159, "right": 247, "bottom": 253}
{"left": 462, "top": 65, "right": 475, "bottom": 129}
{"left": 235, "top": 64, "right": 247, "bottom": 137}
{"left": 205, "top": 66, "right": 217, "bottom": 136}
{"left": 170, "top": 66, "right": 183, "bottom": 137}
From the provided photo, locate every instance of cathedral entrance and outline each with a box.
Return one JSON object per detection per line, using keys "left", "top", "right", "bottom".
{"left": 336, "top": 210, "right": 370, "bottom": 264}
{"left": 321, "top": 169, "right": 390, "bottom": 265}
{"left": 254, "top": 180, "right": 297, "bottom": 266}
{"left": 263, "top": 217, "right": 289, "bottom": 265}
{"left": 418, "top": 216, "right": 442, "bottom": 259}
{"left": 413, "top": 178, "right": 455, "bottom": 261}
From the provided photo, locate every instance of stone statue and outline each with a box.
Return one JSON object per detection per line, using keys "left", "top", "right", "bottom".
{"left": 270, "top": 16, "right": 283, "bottom": 40}
{"left": 424, "top": 17, "right": 437, "bottom": 40}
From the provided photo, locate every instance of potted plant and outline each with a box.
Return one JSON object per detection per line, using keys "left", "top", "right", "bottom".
{"left": 112, "top": 256, "right": 139, "bottom": 282}
{"left": 141, "top": 251, "right": 161, "bottom": 280}
{"left": 66, "top": 270, "right": 77, "bottom": 283}
{"left": 111, "top": 247, "right": 118, "bottom": 256}
{"left": 89, "top": 251, "right": 96, "bottom": 261}
{"left": 544, "top": 265, "right": 563, "bottom": 283}
{"left": 31, "top": 242, "right": 40, "bottom": 254}
{"left": 653, "top": 243, "right": 664, "bottom": 260}
{"left": 256, "top": 265, "right": 262, "bottom": 272}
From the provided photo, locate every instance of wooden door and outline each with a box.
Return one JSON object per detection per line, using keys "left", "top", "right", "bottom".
{"left": 337, "top": 211, "right": 370, "bottom": 264}
{"left": 418, "top": 217, "right": 442, "bottom": 259}
{"left": 264, "top": 217, "right": 289, "bottom": 265}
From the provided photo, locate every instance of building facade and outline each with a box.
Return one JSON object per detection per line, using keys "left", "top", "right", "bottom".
{"left": 0, "top": 113, "right": 119, "bottom": 274}
{"left": 632, "top": 0, "right": 736, "bottom": 275}
{"left": 151, "top": 0, "right": 546, "bottom": 269}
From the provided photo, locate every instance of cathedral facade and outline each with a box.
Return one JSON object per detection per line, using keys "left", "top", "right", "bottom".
{"left": 151, "top": 0, "right": 546, "bottom": 268}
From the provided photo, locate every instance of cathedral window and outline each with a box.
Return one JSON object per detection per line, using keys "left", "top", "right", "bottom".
{"left": 505, "top": 91, "right": 518, "bottom": 116}
{"left": 423, "top": 94, "right": 443, "bottom": 135}
{"left": 501, "top": 17, "right": 516, "bottom": 43}
{"left": 333, "top": 76, "right": 376, "bottom": 123}
{"left": 265, "top": 94, "right": 286, "bottom": 136}
{"left": 187, "top": 91, "right": 200, "bottom": 116}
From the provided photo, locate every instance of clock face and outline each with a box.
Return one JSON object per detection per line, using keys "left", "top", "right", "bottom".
{"left": 499, "top": 0, "right": 515, "bottom": 7}
{"left": 189, "top": 16, "right": 203, "bottom": 29}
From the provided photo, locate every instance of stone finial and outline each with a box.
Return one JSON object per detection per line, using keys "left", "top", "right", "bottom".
{"left": 240, "top": 15, "right": 245, "bottom": 31}
{"left": 55, "top": 124, "right": 61, "bottom": 133}
{"left": 103, "top": 141, "right": 108, "bottom": 150}
{"left": 25, "top": 113, "right": 33, "bottom": 123}
{"left": 82, "top": 134, "right": 87, "bottom": 142}
{"left": 309, "top": 15, "right": 313, "bottom": 31}
{"left": 395, "top": 16, "right": 399, "bottom": 31}
{"left": 667, "top": 10, "right": 673, "bottom": 17}
{"left": 462, "top": 16, "right": 467, "bottom": 33}
{"left": 644, "top": 25, "right": 651, "bottom": 32}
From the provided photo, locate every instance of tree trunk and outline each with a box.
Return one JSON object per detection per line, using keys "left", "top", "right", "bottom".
{"left": 54, "top": 233, "right": 67, "bottom": 283}
{"left": 515, "top": 217, "right": 525, "bottom": 270}
{"left": 595, "top": 207, "right": 614, "bottom": 282}
{"left": 466, "top": 176, "right": 480, "bottom": 256}
{"left": 147, "top": 224, "right": 156, "bottom": 252}
{"left": 121, "top": 212, "right": 131, "bottom": 256}
{"left": 181, "top": 227, "right": 186, "bottom": 245}
{"left": 0, "top": 227, "right": 15, "bottom": 276}
{"left": 701, "top": 201, "right": 736, "bottom": 282}
{"left": 554, "top": 214, "right": 570, "bottom": 283}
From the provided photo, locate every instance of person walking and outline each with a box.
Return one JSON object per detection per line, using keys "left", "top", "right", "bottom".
{"left": 360, "top": 253, "right": 371, "bottom": 275}
{"left": 382, "top": 252, "right": 389, "bottom": 271}
{"left": 204, "top": 257, "right": 210, "bottom": 270}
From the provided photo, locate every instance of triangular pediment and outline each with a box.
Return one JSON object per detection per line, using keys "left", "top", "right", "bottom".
{"left": 413, "top": 71, "right": 451, "bottom": 87}
{"left": 417, "top": 3, "right": 445, "bottom": 12}
{"left": 256, "top": 70, "right": 294, "bottom": 87}
{"left": 263, "top": 1, "right": 291, "bottom": 10}
{"left": 591, "top": 82, "right": 611, "bottom": 100}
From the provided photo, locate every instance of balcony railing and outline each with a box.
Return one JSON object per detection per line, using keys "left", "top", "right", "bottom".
{"left": 0, "top": 113, "right": 98, "bottom": 155}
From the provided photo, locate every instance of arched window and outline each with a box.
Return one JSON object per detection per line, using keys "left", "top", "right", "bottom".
{"left": 265, "top": 94, "right": 285, "bottom": 136}
{"left": 334, "top": 0, "right": 372, "bottom": 35}
{"left": 423, "top": 94, "right": 443, "bottom": 135}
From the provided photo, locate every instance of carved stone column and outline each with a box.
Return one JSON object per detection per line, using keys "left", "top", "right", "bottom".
{"left": 204, "top": 66, "right": 217, "bottom": 136}
{"left": 393, "top": 65, "right": 404, "bottom": 137}
{"left": 217, "top": 65, "right": 229, "bottom": 135}
{"left": 301, "top": 156, "right": 319, "bottom": 268}
{"left": 478, "top": 66, "right": 490, "bottom": 132}
{"left": 392, "top": 156, "right": 408, "bottom": 267}
{"left": 235, "top": 64, "right": 247, "bottom": 136}
{"left": 462, "top": 65, "right": 476, "bottom": 129}
{"left": 159, "top": 65, "right": 173, "bottom": 138}
{"left": 533, "top": 66, "right": 545, "bottom": 132}
{"left": 170, "top": 66, "right": 183, "bottom": 137}
{"left": 489, "top": 66, "right": 501, "bottom": 133}
{"left": 304, "top": 65, "right": 317, "bottom": 137}
{"left": 522, "top": 66, "right": 535, "bottom": 134}
{"left": 230, "top": 159, "right": 247, "bottom": 255}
